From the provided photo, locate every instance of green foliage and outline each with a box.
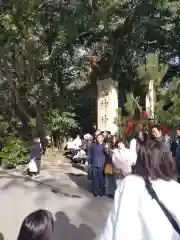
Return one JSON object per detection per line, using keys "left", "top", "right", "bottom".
{"left": 114, "top": 108, "right": 128, "bottom": 136}
{"left": 0, "top": 0, "right": 180, "bottom": 147}
{"left": 0, "top": 120, "right": 9, "bottom": 137}
{"left": 0, "top": 136, "right": 28, "bottom": 166}
{"left": 124, "top": 92, "right": 142, "bottom": 118}
{"left": 44, "top": 109, "right": 78, "bottom": 133}
{"left": 137, "top": 54, "right": 168, "bottom": 88}
{"left": 155, "top": 77, "right": 180, "bottom": 125}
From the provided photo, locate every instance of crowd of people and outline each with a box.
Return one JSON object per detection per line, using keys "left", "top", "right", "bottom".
{"left": 64, "top": 125, "right": 180, "bottom": 201}
{"left": 23, "top": 124, "right": 180, "bottom": 240}
{"left": 92, "top": 130, "right": 143, "bottom": 197}
{"left": 100, "top": 126, "right": 180, "bottom": 240}
{"left": 66, "top": 125, "right": 180, "bottom": 239}
{"left": 80, "top": 125, "right": 178, "bottom": 198}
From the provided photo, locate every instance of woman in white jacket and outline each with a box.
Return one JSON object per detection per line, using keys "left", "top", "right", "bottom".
{"left": 112, "top": 140, "right": 136, "bottom": 187}
{"left": 100, "top": 140, "right": 180, "bottom": 240}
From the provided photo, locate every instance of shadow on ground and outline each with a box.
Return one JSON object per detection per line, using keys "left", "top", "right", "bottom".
{"left": 67, "top": 173, "right": 91, "bottom": 193}
{"left": 0, "top": 175, "right": 81, "bottom": 199}
{"left": 71, "top": 163, "right": 87, "bottom": 172}
{"left": 53, "top": 211, "right": 96, "bottom": 240}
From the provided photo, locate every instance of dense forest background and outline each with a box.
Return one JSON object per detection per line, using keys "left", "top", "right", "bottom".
{"left": 0, "top": 0, "right": 180, "bottom": 165}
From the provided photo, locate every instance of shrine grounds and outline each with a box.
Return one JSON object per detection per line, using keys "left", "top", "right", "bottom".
{"left": 0, "top": 161, "right": 112, "bottom": 240}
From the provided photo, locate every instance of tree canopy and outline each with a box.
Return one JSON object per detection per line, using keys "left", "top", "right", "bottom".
{"left": 0, "top": 0, "right": 180, "bottom": 147}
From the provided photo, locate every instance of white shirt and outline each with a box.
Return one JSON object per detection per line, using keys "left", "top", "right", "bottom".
{"left": 112, "top": 148, "right": 135, "bottom": 175}
{"left": 73, "top": 137, "right": 82, "bottom": 149}
{"left": 99, "top": 175, "right": 180, "bottom": 240}
{"left": 67, "top": 141, "right": 75, "bottom": 149}
{"left": 130, "top": 138, "right": 137, "bottom": 163}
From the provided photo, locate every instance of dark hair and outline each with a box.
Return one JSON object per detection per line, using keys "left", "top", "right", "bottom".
{"left": 137, "top": 131, "right": 149, "bottom": 144}
{"left": 114, "top": 138, "right": 129, "bottom": 148}
{"left": 17, "top": 210, "right": 54, "bottom": 240}
{"left": 152, "top": 124, "right": 162, "bottom": 131}
{"left": 104, "top": 137, "right": 115, "bottom": 149}
{"left": 134, "top": 140, "right": 176, "bottom": 181}
{"left": 96, "top": 133, "right": 103, "bottom": 138}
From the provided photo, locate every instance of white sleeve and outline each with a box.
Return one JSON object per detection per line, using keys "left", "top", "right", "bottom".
{"left": 129, "top": 149, "right": 137, "bottom": 165}
{"left": 112, "top": 149, "right": 128, "bottom": 170}
{"left": 129, "top": 139, "right": 137, "bottom": 164}
{"left": 99, "top": 177, "right": 142, "bottom": 240}
{"left": 112, "top": 150, "right": 120, "bottom": 169}
{"left": 130, "top": 139, "right": 136, "bottom": 151}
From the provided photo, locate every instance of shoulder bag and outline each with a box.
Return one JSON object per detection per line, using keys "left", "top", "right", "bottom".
{"left": 144, "top": 178, "right": 180, "bottom": 235}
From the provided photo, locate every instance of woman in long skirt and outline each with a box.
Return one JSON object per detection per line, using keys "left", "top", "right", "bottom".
{"left": 104, "top": 139, "right": 116, "bottom": 198}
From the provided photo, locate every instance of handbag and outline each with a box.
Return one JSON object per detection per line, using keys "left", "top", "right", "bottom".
{"left": 28, "top": 158, "right": 37, "bottom": 173}
{"left": 104, "top": 163, "right": 114, "bottom": 174}
{"left": 144, "top": 177, "right": 180, "bottom": 235}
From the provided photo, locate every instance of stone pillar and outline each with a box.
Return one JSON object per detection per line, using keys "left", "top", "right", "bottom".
{"left": 146, "top": 80, "right": 155, "bottom": 119}
{"left": 97, "top": 78, "right": 118, "bottom": 134}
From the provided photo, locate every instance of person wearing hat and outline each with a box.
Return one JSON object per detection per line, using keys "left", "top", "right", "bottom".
{"left": 82, "top": 134, "right": 93, "bottom": 164}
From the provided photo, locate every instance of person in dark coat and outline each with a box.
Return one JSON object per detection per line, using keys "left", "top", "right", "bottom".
{"left": 88, "top": 133, "right": 106, "bottom": 197}
{"left": 29, "top": 137, "right": 43, "bottom": 177}
{"left": 104, "top": 139, "right": 116, "bottom": 198}
{"left": 171, "top": 126, "right": 180, "bottom": 182}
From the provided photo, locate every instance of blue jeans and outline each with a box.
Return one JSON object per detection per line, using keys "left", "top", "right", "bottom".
{"left": 91, "top": 167, "right": 105, "bottom": 196}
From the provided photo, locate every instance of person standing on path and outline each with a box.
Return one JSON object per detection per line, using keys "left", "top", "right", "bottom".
{"left": 88, "top": 133, "right": 106, "bottom": 197}
{"left": 100, "top": 141, "right": 180, "bottom": 240}
{"left": 29, "top": 136, "right": 43, "bottom": 178}
{"left": 104, "top": 139, "right": 116, "bottom": 198}
{"left": 171, "top": 126, "right": 180, "bottom": 182}
{"left": 112, "top": 139, "right": 136, "bottom": 188}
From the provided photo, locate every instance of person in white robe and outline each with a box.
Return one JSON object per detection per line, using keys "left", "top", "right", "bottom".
{"left": 100, "top": 140, "right": 180, "bottom": 240}
{"left": 67, "top": 138, "right": 75, "bottom": 150}
{"left": 73, "top": 134, "right": 82, "bottom": 150}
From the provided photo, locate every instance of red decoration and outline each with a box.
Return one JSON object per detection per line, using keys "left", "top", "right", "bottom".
{"left": 143, "top": 111, "right": 148, "bottom": 119}
{"left": 161, "top": 125, "right": 172, "bottom": 136}
{"left": 125, "top": 120, "right": 133, "bottom": 135}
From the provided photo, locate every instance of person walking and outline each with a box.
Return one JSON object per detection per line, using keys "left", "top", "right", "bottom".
{"left": 100, "top": 141, "right": 180, "bottom": 240}
{"left": 88, "top": 133, "right": 106, "bottom": 197}
{"left": 29, "top": 137, "right": 43, "bottom": 178}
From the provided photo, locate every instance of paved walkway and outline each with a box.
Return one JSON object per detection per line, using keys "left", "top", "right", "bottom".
{"left": 0, "top": 162, "right": 112, "bottom": 240}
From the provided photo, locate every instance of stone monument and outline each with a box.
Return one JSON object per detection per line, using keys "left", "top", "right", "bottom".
{"left": 146, "top": 80, "right": 155, "bottom": 119}
{"left": 97, "top": 78, "right": 118, "bottom": 134}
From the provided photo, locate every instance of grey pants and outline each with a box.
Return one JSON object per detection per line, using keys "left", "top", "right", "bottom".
{"left": 105, "top": 174, "right": 116, "bottom": 195}
{"left": 35, "top": 159, "right": 41, "bottom": 174}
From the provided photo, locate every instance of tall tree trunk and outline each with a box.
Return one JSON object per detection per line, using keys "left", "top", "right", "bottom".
{"left": 3, "top": 58, "right": 32, "bottom": 120}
